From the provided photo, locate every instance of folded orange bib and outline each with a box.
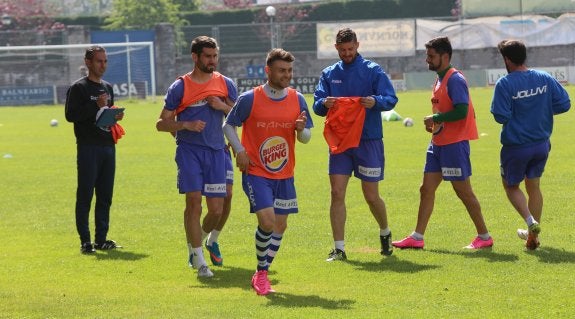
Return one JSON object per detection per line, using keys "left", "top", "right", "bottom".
{"left": 110, "top": 105, "right": 125, "bottom": 144}
{"left": 323, "top": 97, "right": 365, "bottom": 154}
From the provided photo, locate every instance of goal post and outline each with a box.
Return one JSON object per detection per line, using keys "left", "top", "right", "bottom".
{"left": 0, "top": 41, "right": 155, "bottom": 105}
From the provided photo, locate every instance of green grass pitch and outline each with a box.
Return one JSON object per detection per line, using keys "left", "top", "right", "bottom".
{"left": 0, "top": 87, "right": 574, "bottom": 318}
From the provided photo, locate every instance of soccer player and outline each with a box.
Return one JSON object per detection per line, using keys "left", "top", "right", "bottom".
{"left": 312, "top": 28, "right": 398, "bottom": 261}
{"left": 223, "top": 48, "right": 313, "bottom": 295}
{"left": 156, "top": 36, "right": 237, "bottom": 277}
{"left": 490, "top": 39, "right": 570, "bottom": 250}
{"left": 65, "top": 45, "right": 124, "bottom": 254}
{"left": 392, "top": 36, "right": 493, "bottom": 250}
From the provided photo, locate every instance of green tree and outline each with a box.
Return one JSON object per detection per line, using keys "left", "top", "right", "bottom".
{"left": 104, "top": 0, "right": 185, "bottom": 30}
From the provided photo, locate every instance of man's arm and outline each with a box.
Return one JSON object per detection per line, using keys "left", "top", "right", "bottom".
{"left": 156, "top": 108, "right": 206, "bottom": 133}
{"left": 223, "top": 123, "right": 244, "bottom": 154}
{"left": 490, "top": 82, "right": 512, "bottom": 124}
{"left": 155, "top": 79, "right": 207, "bottom": 133}
{"left": 296, "top": 93, "right": 312, "bottom": 144}
{"left": 223, "top": 123, "right": 251, "bottom": 172}
{"left": 432, "top": 104, "right": 469, "bottom": 122}
{"left": 313, "top": 73, "right": 331, "bottom": 116}
{"left": 65, "top": 84, "right": 102, "bottom": 123}
{"left": 370, "top": 66, "right": 398, "bottom": 112}
{"left": 550, "top": 78, "right": 571, "bottom": 115}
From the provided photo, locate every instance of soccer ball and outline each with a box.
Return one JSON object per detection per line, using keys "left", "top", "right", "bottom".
{"left": 403, "top": 117, "right": 414, "bottom": 127}
{"left": 50, "top": 119, "right": 58, "bottom": 127}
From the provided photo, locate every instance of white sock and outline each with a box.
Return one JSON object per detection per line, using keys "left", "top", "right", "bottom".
{"left": 334, "top": 240, "right": 345, "bottom": 251}
{"left": 187, "top": 242, "right": 194, "bottom": 255}
{"left": 201, "top": 228, "right": 209, "bottom": 242}
{"left": 380, "top": 227, "right": 391, "bottom": 236}
{"left": 207, "top": 230, "right": 220, "bottom": 246}
{"left": 193, "top": 247, "right": 207, "bottom": 267}
{"left": 478, "top": 232, "right": 490, "bottom": 240}
{"left": 410, "top": 231, "right": 424, "bottom": 241}
{"left": 525, "top": 215, "right": 536, "bottom": 227}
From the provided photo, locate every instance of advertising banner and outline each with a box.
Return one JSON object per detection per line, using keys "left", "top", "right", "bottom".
{"left": 317, "top": 20, "right": 416, "bottom": 59}
{"left": 486, "top": 67, "right": 568, "bottom": 85}
{"left": 417, "top": 14, "right": 575, "bottom": 50}
{"left": 0, "top": 86, "right": 54, "bottom": 106}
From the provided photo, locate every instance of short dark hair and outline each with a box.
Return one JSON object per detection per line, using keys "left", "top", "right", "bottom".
{"left": 190, "top": 36, "right": 219, "bottom": 56}
{"left": 498, "top": 39, "right": 527, "bottom": 65}
{"left": 266, "top": 48, "right": 295, "bottom": 67}
{"left": 425, "top": 36, "right": 452, "bottom": 59}
{"left": 84, "top": 45, "right": 105, "bottom": 60}
{"left": 336, "top": 28, "right": 357, "bottom": 44}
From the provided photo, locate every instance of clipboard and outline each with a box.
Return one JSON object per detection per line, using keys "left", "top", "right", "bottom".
{"left": 95, "top": 108, "right": 125, "bottom": 127}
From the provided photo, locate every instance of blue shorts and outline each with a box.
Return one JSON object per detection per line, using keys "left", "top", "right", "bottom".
{"left": 500, "top": 140, "right": 550, "bottom": 186}
{"left": 328, "top": 139, "right": 384, "bottom": 182}
{"left": 175, "top": 143, "right": 227, "bottom": 196}
{"left": 424, "top": 140, "right": 472, "bottom": 181}
{"left": 225, "top": 148, "right": 234, "bottom": 185}
{"left": 242, "top": 174, "right": 298, "bottom": 214}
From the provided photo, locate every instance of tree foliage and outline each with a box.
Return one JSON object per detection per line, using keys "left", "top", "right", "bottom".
{"left": 0, "top": 0, "right": 65, "bottom": 31}
{"left": 103, "top": 0, "right": 186, "bottom": 30}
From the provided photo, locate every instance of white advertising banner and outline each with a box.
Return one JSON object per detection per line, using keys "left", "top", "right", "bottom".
{"left": 316, "top": 20, "right": 416, "bottom": 59}
{"left": 416, "top": 14, "right": 575, "bottom": 50}
{"left": 486, "top": 67, "right": 569, "bottom": 85}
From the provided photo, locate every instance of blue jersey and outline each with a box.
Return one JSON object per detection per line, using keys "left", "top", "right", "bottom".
{"left": 226, "top": 89, "right": 313, "bottom": 130}
{"left": 164, "top": 75, "right": 237, "bottom": 149}
{"left": 491, "top": 69, "right": 570, "bottom": 146}
{"left": 313, "top": 54, "right": 398, "bottom": 140}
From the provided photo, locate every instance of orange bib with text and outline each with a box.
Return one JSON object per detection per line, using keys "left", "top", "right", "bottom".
{"left": 242, "top": 86, "right": 300, "bottom": 179}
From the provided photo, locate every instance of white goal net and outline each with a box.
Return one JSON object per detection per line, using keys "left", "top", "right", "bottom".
{"left": 0, "top": 42, "right": 155, "bottom": 106}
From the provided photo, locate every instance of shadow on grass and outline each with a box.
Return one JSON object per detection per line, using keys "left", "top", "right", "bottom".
{"left": 193, "top": 266, "right": 255, "bottom": 291}
{"left": 94, "top": 249, "right": 149, "bottom": 261}
{"left": 345, "top": 255, "right": 441, "bottom": 273}
{"left": 264, "top": 292, "right": 355, "bottom": 310}
{"left": 526, "top": 246, "right": 575, "bottom": 263}
{"left": 426, "top": 248, "right": 518, "bottom": 262}
{"left": 193, "top": 266, "right": 355, "bottom": 309}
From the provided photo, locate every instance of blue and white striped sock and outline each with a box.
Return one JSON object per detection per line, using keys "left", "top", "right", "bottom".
{"left": 255, "top": 227, "right": 272, "bottom": 271}
{"left": 267, "top": 232, "right": 283, "bottom": 267}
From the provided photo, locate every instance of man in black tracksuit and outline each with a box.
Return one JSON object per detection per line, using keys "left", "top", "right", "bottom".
{"left": 65, "top": 45, "right": 123, "bottom": 254}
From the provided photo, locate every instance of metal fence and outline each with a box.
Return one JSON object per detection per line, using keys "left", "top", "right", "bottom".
{"left": 0, "top": 30, "right": 66, "bottom": 47}
{"left": 181, "top": 21, "right": 318, "bottom": 56}
{"left": 2, "top": 16, "right": 575, "bottom": 101}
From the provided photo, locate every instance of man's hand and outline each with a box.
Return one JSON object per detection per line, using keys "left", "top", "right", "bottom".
{"left": 97, "top": 93, "right": 109, "bottom": 108}
{"left": 182, "top": 120, "right": 206, "bottom": 132}
{"left": 323, "top": 97, "right": 336, "bottom": 108}
{"left": 236, "top": 150, "right": 251, "bottom": 172}
{"left": 295, "top": 111, "right": 307, "bottom": 132}
{"left": 423, "top": 115, "right": 435, "bottom": 133}
{"left": 206, "top": 96, "right": 232, "bottom": 114}
{"left": 114, "top": 111, "right": 124, "bottom": 122}
{"left": 359, "top": 96, "right": 376, "bottom": 109}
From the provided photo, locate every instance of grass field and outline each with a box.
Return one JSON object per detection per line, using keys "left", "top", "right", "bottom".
{"left": 1, "top": 87, "right": 574, "bottom": 318}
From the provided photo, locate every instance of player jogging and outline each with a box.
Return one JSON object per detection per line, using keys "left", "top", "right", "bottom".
{"left": 224, "top": 48, "right": 313, "bottom": 295}
{"left": 490, "top": 39, "right": 570, "bottom": 250}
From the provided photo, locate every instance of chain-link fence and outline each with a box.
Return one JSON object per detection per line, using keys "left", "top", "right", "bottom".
{"left": 180, "top": 21, "right": 317, "bottom": 57}
{"left": 0, "top": 29, "right": 66, "bottom": 47}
